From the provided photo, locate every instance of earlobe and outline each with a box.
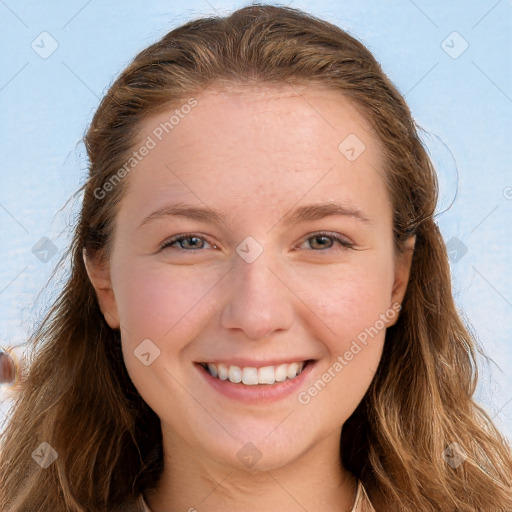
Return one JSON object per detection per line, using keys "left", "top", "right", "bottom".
{"left": 388, "top": 235, "right": 416, "bottom": 326}
{"left": 82, "top": 248, "right": 120, "bottom": 329}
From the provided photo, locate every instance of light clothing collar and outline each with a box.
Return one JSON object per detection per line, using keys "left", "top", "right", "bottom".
{"left": 139, "top": 478, "right": 376, "bottom": 511}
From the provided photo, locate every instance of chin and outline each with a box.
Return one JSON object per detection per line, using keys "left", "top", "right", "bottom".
{"left": 197, "top": 427, "right": 312, "bottom": 473}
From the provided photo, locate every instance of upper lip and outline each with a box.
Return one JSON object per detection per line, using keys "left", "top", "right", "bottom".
{"left": 195, "top": 358, "right": 314, "bottom": 368}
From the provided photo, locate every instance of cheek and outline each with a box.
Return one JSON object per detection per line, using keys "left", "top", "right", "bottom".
{"left": 295, "top": 266, "right": 391, "bottom": 418}
{"left": 112, "top": 259, "right": 218, "bottom": 410}
{"left": 111, "top": 256, "right": 216, "bottom": 343}
{"left": 299, "top": 259, "right": 395, "bottom": 348}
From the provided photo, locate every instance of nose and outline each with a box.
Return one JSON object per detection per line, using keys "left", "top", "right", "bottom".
{"left": 219, "top": 248, "right": 294, "bottom": 341}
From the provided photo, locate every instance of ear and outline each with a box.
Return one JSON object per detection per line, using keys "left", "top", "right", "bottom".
{"left": 388, "top": 235, "right": 415, "bottom": 327}
{"left": 82, "top": 248, "right": 120, "bottom": 329}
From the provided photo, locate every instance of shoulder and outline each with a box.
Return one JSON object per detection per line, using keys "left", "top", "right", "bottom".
{"left": 355, "top": 479, "right": 378, "bottom": 512}
{"left": 139, "top": 494, "right": 152, "bottom": 512}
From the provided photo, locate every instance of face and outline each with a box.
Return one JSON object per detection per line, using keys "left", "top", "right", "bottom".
{"left": 86, "top": 83, "right": 414, "bottom": 473}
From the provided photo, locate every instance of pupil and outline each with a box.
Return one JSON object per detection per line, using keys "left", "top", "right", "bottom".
{"left": 312, "top": 236, "right": 331, "bottom": 249}
{"left": 186, "top": 237, "right": 200, "bottom": 248}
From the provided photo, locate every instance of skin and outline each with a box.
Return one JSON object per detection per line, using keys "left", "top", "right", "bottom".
{"left": 85, "top": 83, "right": 415, "bottom": 512}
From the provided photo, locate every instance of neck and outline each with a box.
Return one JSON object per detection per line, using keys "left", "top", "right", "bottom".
{"left": 145, "top": 430, "right": 358, "bottom": 512}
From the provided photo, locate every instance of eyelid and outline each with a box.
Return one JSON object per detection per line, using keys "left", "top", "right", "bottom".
{"left": 159, "top": 231, "right": 354, "bottom": 252}
{"left": 295, "top": 231, "right": 354, "bottom": 250}
{"left": 159, "top": 232, "right": 217, "bottom": 251}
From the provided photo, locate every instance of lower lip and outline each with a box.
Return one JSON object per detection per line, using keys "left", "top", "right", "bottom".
{"left": 196, "top": 361, "right": 315, "bottom": 404}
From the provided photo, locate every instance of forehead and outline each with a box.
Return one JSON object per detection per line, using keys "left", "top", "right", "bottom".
{"left": 154, "top": 82, "right": 376, "bottom": 149}
{"left": 121, "top": 83, "right": 389, "bottom": 225}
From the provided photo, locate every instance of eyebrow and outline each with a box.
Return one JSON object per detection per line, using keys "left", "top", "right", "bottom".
{"left": 138, "top": 201, "right": 372, "bottom": 229}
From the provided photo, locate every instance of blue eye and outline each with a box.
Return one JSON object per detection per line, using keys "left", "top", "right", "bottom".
{"left": 297, "top": 231, "right": 354, "bottom": 251}
{"left": 159, "top": 231, "right": 353, "bottom": 252}
{"left": 159, "top": 234, "right": 215, "bottom": 251}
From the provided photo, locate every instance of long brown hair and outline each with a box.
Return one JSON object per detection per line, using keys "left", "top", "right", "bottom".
{"left": 1, "top": 5, "right": 511, "bottom": 511}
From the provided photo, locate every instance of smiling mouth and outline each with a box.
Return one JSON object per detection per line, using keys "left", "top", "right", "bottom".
{"left": 198, "top": 360, "right": 313, "bottom": 385}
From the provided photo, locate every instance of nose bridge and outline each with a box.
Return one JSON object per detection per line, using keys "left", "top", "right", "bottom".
{"left": 219, "top": 243, "right": 294, "bottom": 340}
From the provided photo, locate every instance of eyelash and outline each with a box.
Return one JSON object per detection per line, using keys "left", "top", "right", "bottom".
{"left": 159, "top": 231, "right": 354, "bottom": 252}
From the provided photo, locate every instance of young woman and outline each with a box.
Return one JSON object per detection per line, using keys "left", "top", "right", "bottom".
{"left": 1, "top": 4, "right": 511, "bottom": 511}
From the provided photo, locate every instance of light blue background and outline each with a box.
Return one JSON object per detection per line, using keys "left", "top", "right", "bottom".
{"left": 1, "top": 1, "right": 511, "bottom": 441}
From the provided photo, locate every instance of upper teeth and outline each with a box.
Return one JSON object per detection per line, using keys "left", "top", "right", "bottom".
{"left": 204, "top": 362, "right": 306, "bottom": 385}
